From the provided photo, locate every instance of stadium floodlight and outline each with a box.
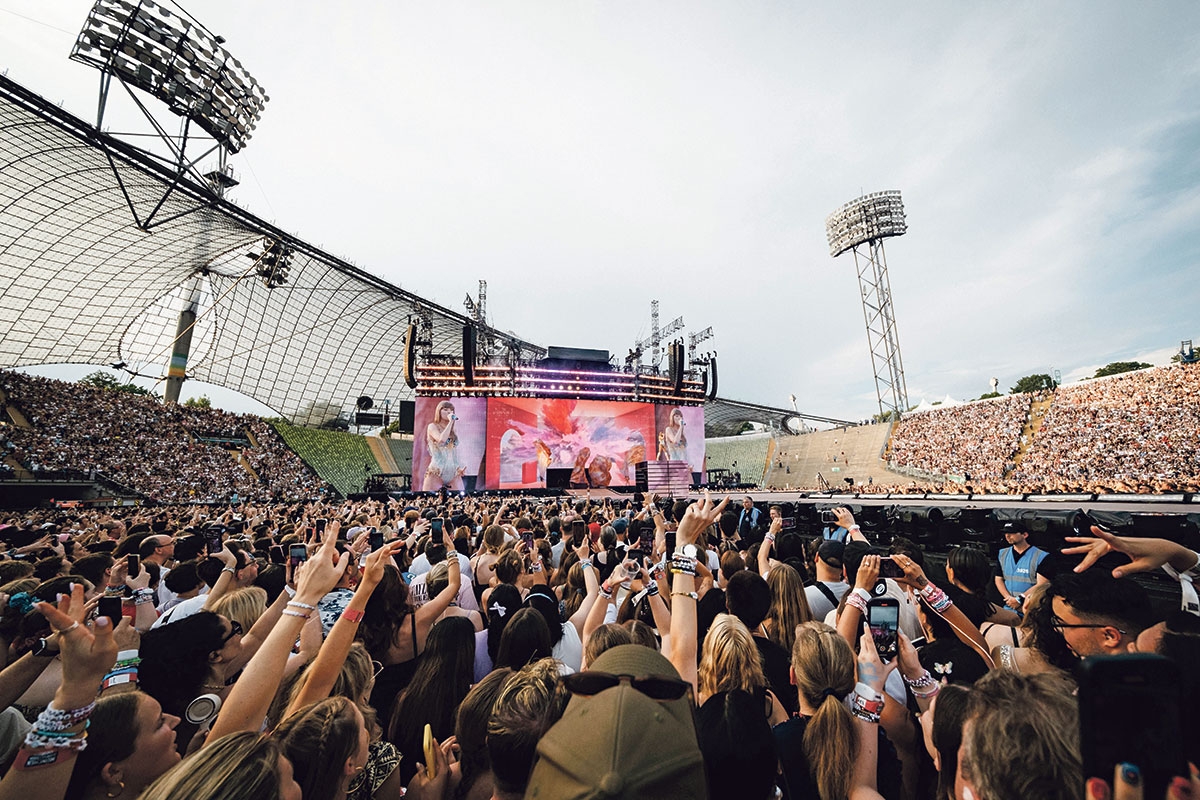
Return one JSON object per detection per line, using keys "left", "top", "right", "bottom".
{"left": 825, "top": 190, "right": 910, "bottom": 419}
{"left": 825, "top": 190, "right": 907, "bottom": 257}
{"left": 70, "top": 0, "right": 268, "bottom": 153}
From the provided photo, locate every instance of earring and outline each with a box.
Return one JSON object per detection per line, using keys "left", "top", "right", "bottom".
{"left": 106, "top": 782, "right": 125, "bottom": 798}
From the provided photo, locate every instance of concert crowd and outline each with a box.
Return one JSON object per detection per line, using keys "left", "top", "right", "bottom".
{"left": 0, "top": 491, "right": 1192, "bottom": 800}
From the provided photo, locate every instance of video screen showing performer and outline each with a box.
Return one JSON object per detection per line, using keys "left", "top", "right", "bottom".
{"left": 413, "top": 398, "right": 487, "bottom": 491}
{"left": 653, "top": 404, "right": 705, "bottom": 472}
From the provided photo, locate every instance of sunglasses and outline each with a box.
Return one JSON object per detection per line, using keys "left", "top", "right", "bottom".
{"left": 1049, "top": 615, "right": 1125, "bottom": 635}
{"left": 562, "top": 671, "right": 690, "bottom": 701}
{"left": 221, "top": 620, "right": 244, "bottom": 644}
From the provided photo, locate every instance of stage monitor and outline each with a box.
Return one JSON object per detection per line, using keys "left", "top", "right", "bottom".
{"left": 546, "top": 468, "right": 573, "bottom": 490}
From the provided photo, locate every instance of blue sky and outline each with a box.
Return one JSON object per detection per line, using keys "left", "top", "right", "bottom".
{"left": 2, "top": 2, "right": 1197, "bottom": 420}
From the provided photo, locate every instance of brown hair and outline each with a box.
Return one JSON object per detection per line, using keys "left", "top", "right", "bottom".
{"left": 765, "top": 562, "right": 813, "bottom": 656}
{"left": 960, "top": 670, "right": 1080, "bottom": 800}
{"left": 583, "top": 622, "right": 632, "bottom": 669}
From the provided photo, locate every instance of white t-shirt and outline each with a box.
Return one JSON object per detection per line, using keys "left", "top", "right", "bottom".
{"left": 409, "top": 551, "right": 471, "bottom": 577}
{"left": 553, "top": 621, "right": 583, "bottom": 673}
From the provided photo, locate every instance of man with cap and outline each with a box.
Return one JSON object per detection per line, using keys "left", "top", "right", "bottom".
{"left": 993, "top": 521, "right": 1046, "bottom": 610}
{"left": 525, "top": 644, "right": 706, "bottom": 800}
{"left": 805, "top": 540, "right": 850, "bottom": 621}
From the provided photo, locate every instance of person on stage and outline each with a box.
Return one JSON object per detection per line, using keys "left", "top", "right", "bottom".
{"left": 423, "top": 400, "right": 466, "bottom": 491}
{"left": 663, "top": 407, "right": 688, "bottom": 462}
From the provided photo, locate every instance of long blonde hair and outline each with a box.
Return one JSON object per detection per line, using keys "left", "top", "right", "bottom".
{"left": 139, "top": 732, "right": 284, "bottom": 800}
{"left": 765, "top": 563, "right": 813, "bottom": 656}
{"left": 698, "top": 614, "right": 766, "bottom": 702}
{"left": 792, "top": 622, "right": 857, "bottom": 800}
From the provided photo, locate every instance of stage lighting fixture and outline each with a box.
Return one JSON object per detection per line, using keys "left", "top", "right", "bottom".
{"left": 824, "top": 191, "right": 907, "bottom": 258}
{"left": 70, "top": 0, "right": 268, "bottom": 153}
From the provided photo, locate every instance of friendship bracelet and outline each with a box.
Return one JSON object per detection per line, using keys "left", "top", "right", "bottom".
{"left": 902, "top": 670, "right": 937, "bottom": 689}
{"left": 36, "top": 701, "right": 95, "bottom": 732}
{"left": 286, "top": 600, "right": 316, "bottom": 611}
{"left": 578, "top": 559, "right": 593, "bottom": 570}
{"left": 646, "top": 584, "right": 659, "bottom": 597}
{"left": 911, "top": 683, "right": 941, "bottom": 700}
{"left": 851, "top": 707, "right": 881, "bottom": 724}
{"left": 282, "top": 609, "right": 310, "bottom": 619}
{"left": 598, "top": 588, "right": 613, "bottom": 600}
{"left": 845, "top": 592, "right": 869, "bottom": 616}
{"left": 669, "top": 555, "right": 697, "bottom": 577}
{"left": 918, "top": 582, "right": 952, "bottom": 614}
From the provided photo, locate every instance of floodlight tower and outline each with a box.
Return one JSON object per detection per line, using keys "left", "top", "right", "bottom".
{"left": 825, "top": 190, "right": 910, "bottom": 419}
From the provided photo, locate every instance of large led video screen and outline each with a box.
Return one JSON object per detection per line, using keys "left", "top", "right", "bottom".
{"left": 413, "top": 396, "right": 705, "bottom": 490}
{"left": 413, "top": 397, "right": 488, "bottom": 492}
{"left": 487, "top": 398, "right": 654, "bottom": 489}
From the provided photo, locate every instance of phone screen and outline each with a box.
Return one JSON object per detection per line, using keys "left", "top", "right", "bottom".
{"left": 315, "top": 518, "right": 327, "bottom": 534}
{"left": 269, "top": 545, "right": 285, "bottom": 565}
{"left": 432, "top": 519, "right": 444, "bottom": 536}
{"left": 369, "top": 530, "right": 384, "bottom": 552}
{"left": 126, "top": 554, "right": 140, "bottom": 577}
{"left": 867, "top": 600, "right": 899, "bottom": 660}
{"left": 289, "top": 544, "right": 308, "bottom": 566}
{"left": 1079, "top": 655, "right": 1185, "bottom": 799}
{"left": 521, "top": 531, "right": 534, "bottom": 550}
{"left": 205, "top": 531, "right": 221, "bottom": 556}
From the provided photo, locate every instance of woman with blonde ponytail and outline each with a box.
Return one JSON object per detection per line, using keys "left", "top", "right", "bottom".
{"left": 773, "top": 622, "right": 903, "bottom": 800}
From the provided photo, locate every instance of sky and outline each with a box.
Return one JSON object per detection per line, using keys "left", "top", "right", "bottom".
{"left": 2, "top": 1, "right": 1198, "bottom": 422}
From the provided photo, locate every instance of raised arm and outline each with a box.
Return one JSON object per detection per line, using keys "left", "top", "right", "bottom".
{"left": 759, "top": 517, "right": 782, "bottom": 577}
{"left": 891, "top": 553, "right": 994, "bottom": 669}
{"left": 668, "top": 492, "right": 729, "bottom": 690}
{"left": 207, "top": 527, "right": 346, "bottom": 741}
{"left": 567, "top": 542, "right": 600, "bottom": 637}
{"left": 834, "top": 507, "right": 868, "bottom": 542}
{"left": 287, "top": 540, "right": 404, "bottom": 716}
{"left": 1064, "top": 525, "right": 1200, "bottom": 578}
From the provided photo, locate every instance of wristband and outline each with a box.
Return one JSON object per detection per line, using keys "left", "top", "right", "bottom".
{"left": 598, "top": 588, "right": 613, "bottom": 600}
{"left": 918, "top": 582, "right": 952, "bottom": 614}
{"left": 116, "top": 649, "right": 139, "bottom": 663}
{"left": 341, "top": 608, "right": 364, "bottom": 623}
{"left": 911, "top": 682, "right": 941, "bottom": 700}
{"left": 37, "top": 701, "right": 95, "bottom": 731}
{"left": 848, "top": 524, "right": 862, "bottom": 532}
{"left": 287, "top": 600, "right": 317, "bottom": 611}
{"left": 671, "top": 591, "right": 698, "bottom": 601}
{"left": 12, "top": 747, "right": 79, "bottom": 770}
{"left": 579, "top": 559, "right": 593, "bottom": 570}
{"left": 646, "top": 583, "right": 659, "bottom": 597}
{"left": 221, "top": 566, "right": 236, "bottom": 575}
{"left": 669, "top": 555, "right": 697, "bottom": 577}
{"left": 851, "top": 588, "right": 873, "bottom": 603}
{"left": 531, "top": 561, "right": 544, "bottom": 573}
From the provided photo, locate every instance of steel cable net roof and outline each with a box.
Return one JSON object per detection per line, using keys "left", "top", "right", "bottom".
{"left": 0, "top": 75, "right": 542, "bottom": 424}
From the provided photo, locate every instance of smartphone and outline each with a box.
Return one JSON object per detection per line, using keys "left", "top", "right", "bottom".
{"left": 423, "top": 723, "right": 437, "bottom": 780}
{"left": 866, "top": 598, "right": 900, "bottom": 661}
{"left": 628, "top": 548, "right": 648, "bottom": 568}
{"left": 126, "top": 554, "right": 140, "bottom": 577}
{"left": 288, "top": 543, "right": 308, "bottom": 567}
{"left": 1078, "top": 655, "right": 1184, "bottom": 799}
{"left": 98, "top": 596, "right": 123, "bottom": 626}
{"left": 820, "top": 510, "right": 838, "bottom": 525}
{"left": 521, "top": 531, "right": 534, "bottom": 550}
{"left": 369, "top": 528, "right": 384, "bottom": 552}
{"left": 315, "top": 518, "right": 327, "bottom": 535}
{"left": 204, "top": 529, "right": 222, "bottom": 556}
{"left": 432, "top": 518, "right": 444, "bottom": 536}
{"left": 664, "top": 531, "right": 676, "bottom": 554}
{"left": 877, "top": 555, "right": 904, "bottom": 580}
{"left": 269, "top": 545, "right": 285, "bottom": 565}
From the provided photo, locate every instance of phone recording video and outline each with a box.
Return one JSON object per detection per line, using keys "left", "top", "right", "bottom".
{"left": 289, "top": 543, "right": 308, "bottom": 567}
{"left": 1079, "top": 654, "right": 1185, "bottom": 800}
{"left": 126, "top": 554, "right": 140, "bottom": 577}
{"left": 866, "top": 598, "right": 900, "bottom": 661}
{"left": 820, "top": 509, "right": 838, "bottom": 525}
{"left": 204, "top": 529, "right": 222, "bottom": 556}
{"left": 369, "top": 528, "right": 384, "bottom": 552}
{"left": 315, "top": 518, "right": 327, "bottom": 535}
{"left": 269, "top": 545, "right": 285, "bottom": 565}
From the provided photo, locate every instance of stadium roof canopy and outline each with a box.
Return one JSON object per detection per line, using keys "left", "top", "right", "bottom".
{"left": 704, "top": 397, "right": 855, "bottom": 438}
{"left": 0, "top": 75, "right": 544, "bottom": 425}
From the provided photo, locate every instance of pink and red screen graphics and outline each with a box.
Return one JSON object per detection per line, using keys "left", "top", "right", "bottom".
{"left": 413, "top": 396, "right": 705, "bottom": 490}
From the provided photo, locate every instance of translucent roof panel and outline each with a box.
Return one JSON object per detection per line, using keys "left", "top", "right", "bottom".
{"left": 0, "top": 75, "right": 542, "bottom": 423}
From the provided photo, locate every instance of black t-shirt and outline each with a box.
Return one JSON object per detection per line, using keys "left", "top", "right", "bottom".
{"left": 918, "top": 636, "right": 988, "bottom": 686}
{"left": 696, "top": 588, "right": 726, "bottom": 650}
{"left": 774, "top": 714, "right": 903, "bottom": 800}
{"left": 755, "top": 635, "right": 798, "bottom": 716}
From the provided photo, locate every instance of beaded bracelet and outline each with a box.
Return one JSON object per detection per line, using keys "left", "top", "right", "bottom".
{"left": 287, "top": 600, "right": 317, "bottom": 611}
{"left": 598, "top": 588, "right": 613, "bottom": 600}
{"left": 579, "top": 559, "right": 593, "bottom": 570}
{"left": 911, "top": 683, "right": 941, "bottom": 700}
{"left": 669, "top": 556, "right": 697, "bottom": 577}
{"left": 903, "top": 670, "right": 937, "bottom": 689}
{"left": 851, "top": 707, "right": 881, "bottom": 724}
{"left": 282, "top": 609, "right": 310, "bottom": 619}
{"left": 37, "top": 701, "right": 95, "bottom": 732}
{"left": 671, "top": 591, "right": 698, "bottom": 601}
{"left": 646, "top": 583, "right": 659, "bottom": 597}
{"left": 132, "top": 589, "right": 155, "bottom": 606}
{"left": 918, "top": 582, "right": 953, "bottom": 614}
{"left": 25, "top": 719, "right": 89, "bottom": 750}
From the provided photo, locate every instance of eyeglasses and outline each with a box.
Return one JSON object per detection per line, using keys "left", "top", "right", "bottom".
{"left": 221, "top": 620, "right": 244, "bottom": 644}
{"left": 562, "top": 671, "right": 690, "bottom": 701}
{"left": 1049, "top": 615, "right": 1125, "bottom": 635}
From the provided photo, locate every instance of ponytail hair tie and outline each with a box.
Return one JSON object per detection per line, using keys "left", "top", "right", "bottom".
{"left": 8, "top": 592, "right": 34, "bottom": 616}
{"left": 820, "top": 688, "right": 840, "bottom": 700}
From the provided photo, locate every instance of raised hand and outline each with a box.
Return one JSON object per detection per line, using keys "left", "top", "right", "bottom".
{"left": 1063, "top": 525, "right": 1200, "bottom": 578}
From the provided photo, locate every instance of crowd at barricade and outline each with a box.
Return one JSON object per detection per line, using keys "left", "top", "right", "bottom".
{"left": 888, "top": 393, "right": 1031, "bottom": 483}
{"left": 0, "top": 492, "right": 1191, "bottom": 800}
{"left": 0, "top": 371, "right": 325, "bottom": 503}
